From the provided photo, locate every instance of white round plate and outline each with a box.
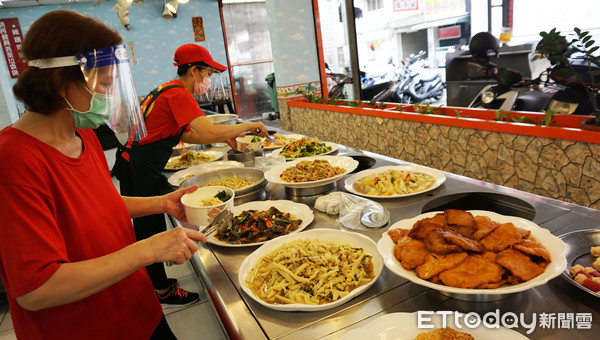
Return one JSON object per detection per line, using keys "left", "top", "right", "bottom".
{"left": 167, "top": 160, "right": 244, "bottom": 186}
{"left": 344, "top": 165, "right": 446, "bottom": 198}
{"left": 340, "top": 312, "right": 529, "bottom": 340}
{"left": 377, "top": 210, "right": 567, "bottom": 296}
{"left": 238, "top": 229, "right": 383, "bottom": 311}
{"left": 271, "top": 141, "right": 339, "bottom": 159}
{"left": 264, "top": 155, "right": 358, "bottom": 189}
{"left": 262, "top": 134, "right": 305, "bottom": 150}
{"left": 164, "top": 150, "right": 224, "bottom": 171}
{"left": 208, "top": 200, "right": 314, "bottom": 247}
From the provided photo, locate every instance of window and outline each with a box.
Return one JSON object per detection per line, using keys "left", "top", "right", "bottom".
{"left": 367, "top": 0, "right": 384, "bottom": 11}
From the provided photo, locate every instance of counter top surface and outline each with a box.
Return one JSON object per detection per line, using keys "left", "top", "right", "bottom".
{"left": 169, "top": 132, "right": 600, "bottom": 340}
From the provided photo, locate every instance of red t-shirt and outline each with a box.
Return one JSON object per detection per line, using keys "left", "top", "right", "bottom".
{"left": 137, "top": 79, "right": 205, "bottom": 146}
{"left": 0, "top": 127, "right": 162, "bottom": 339}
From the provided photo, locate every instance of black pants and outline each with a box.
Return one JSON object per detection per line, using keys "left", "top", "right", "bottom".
{"left": 117, "top": 150, "right": 174, "bottom": 291}
{"left": 150, "top": 314, "right": 177, "bottom": 340}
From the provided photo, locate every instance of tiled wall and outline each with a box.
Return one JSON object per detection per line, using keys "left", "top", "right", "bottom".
{"left": 282, "top": 103, "right": 600, "bottom": 209}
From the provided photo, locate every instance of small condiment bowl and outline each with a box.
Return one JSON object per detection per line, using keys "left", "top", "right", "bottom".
{"left": 236, "top": 135, "right": 264, "bottom": 152}
{"left": 181, "top": 186, "right": 235, "bottom": 227}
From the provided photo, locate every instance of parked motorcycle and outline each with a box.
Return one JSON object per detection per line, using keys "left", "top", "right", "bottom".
{"left": 468, "top": 31, "right": 599, "bottom": 114}
{"left": 362, "top": 51, "right": 445, "bottom": 104}
{"left": 326, "top": 64, "right": 353, "bottom": 99}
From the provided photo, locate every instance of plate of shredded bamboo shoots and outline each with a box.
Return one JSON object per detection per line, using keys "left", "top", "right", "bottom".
{"left": 238, "top": 229, "right": 383, "bottom": 311}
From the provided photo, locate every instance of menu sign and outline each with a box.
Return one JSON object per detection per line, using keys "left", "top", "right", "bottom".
{"left": 0, "top": 18, "right": 28, "bottom": 79}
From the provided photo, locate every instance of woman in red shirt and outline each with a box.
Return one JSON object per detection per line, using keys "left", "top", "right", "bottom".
{"left": 0, "top": 10, "right": 204, "bottom": 339}
{"left": 117, "top": 44, "right": 268, "bottom": 306}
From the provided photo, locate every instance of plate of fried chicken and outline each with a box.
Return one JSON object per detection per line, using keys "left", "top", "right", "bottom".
{"left": 378, "top": 209, "right": 567, "bottom": 298}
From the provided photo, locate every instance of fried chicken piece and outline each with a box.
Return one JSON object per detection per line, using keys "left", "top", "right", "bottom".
{"left": 393, "top": 239, "right": 429, "bottom": 270}
{"left": 472, "top": 215, "right": 501, "bottom": 241}
{"left": 496, "top": 248, "right": 545, "bottom": 281}
{"left": 480, "top": 222, "right": 526, "bottom": 252}
{"left": 440, "top": 229, "right": 484, "bottom": 253}
{"left": 439, "top": 255, "right": 505, "bottom": 288}
{"left": 478, "top": 251, "right": 497, "bottom": 262}
{"left": 425, "top": 230, "right": 462, "bottom": 254}
{"left": 415, "top": 252, "right": 468, "bottom": 280}
{"left": 444, "top": 209, "right": 476, "bottom": 238}
{"left": 416, "top": 327, "right": 474, "bottom": 340}
{"left": 512, "top": 238, "right": 551, "bottom": 261}
{"left": 408, "top": 213, "right": 447, "bottom": 240}
{"left": 387, "top": 228, "right": 410, "bottom": 243}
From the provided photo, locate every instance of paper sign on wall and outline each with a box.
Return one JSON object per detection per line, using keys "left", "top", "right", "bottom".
{"left": 0, "top": 18, "right": 28, "bottom": 79}
{"left": 192, "top": 17, "right": 205, "bottom": 42}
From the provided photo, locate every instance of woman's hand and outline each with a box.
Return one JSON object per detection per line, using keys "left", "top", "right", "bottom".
{"left": 252, "top": 122, "right": 269, "bottom": 137}
{"left": 160, "top": 185, "right": 198, "bottom": 222}
{"left": 146, "top": 227, "right": 206, "bottom": 265}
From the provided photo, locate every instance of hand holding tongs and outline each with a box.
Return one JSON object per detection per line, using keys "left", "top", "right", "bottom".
{"left": 200, "top": 209, "right": 234, "bottom": 237}
{"left": 255, "top": 127, "right": 276, "bottom": 144}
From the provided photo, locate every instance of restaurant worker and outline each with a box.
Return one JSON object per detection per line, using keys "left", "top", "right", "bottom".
{"left": 0, "top": 10, "right": 206, "bottom": 339}
{"left": 117, "top": 44, "right": 267, "bottom": 307}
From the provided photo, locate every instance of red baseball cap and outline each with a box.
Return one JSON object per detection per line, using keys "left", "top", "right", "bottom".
{"left": 173, "top": 44, "right": 227, "bottom": 72}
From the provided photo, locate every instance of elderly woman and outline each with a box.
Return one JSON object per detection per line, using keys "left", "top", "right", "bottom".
{"left": 0, "top": 10, "right": 205, "bottom": 339}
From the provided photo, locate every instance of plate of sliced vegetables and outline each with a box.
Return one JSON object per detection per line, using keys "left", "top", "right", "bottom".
{"left": 344, "top": 165, "right": 446, "bottom": 198}
{"left": 271, "top": 137, "right": 338, "bottom": 159}
{"left": 208, "top": 200, "right": 314, "bottom": 247}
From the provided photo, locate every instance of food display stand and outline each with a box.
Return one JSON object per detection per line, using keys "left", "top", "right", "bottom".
{"left": 168, "top": 133, "right": 600, "bottom": 340}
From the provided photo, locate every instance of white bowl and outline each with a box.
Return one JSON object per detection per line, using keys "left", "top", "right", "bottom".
{"left": 377, "top": 210, "right": 567, "bottom": 298}
{"left": 238, "top": 229, "right": 383, "bottom": 311}
{"left": 236, "top": 135, "right": 264, "bottom": 152}
{"left": 181, "top": 186, "right": 235, "bottom": 227}
{"left": 263, "top": 155, "right": 358, "bottom": 188}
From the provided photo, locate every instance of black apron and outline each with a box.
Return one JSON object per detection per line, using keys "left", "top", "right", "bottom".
{"left": 118, "top": 130, "right": 184, "bottom": 197}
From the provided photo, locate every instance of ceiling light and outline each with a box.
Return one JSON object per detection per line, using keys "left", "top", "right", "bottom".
{"left": 114, "top": 3, "right": 130, "bottom": 30}
{"left": 165, "top": 0, "right": 178, "bottom": 14}
{"left": 162, "top": 5, "right": 173, "bottom": 19}
{"left": 177, "top": 0, "right": 189, "bottom": 3}
{"left": 117, "top": 0, "right": 132, "bottom": 10}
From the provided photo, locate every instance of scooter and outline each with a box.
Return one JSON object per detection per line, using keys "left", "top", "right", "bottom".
{"left": 402, "top": 51, "right": 445, "bottom": 103}
{"left": 326, "top": 65, "right": 353, "bottom": 99}
{"left": 468, "top": 32, "right": 599, "bottom": 114}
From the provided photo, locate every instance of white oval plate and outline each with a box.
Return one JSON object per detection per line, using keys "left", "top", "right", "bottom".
{"left": 262, "top": 134, "right": 305, "bottom": 150}
{"left": 167, "top": 160, "right": 244, "bottom": 186}
{"left": 340, "top": 312, "right": 529, "bottom": 340}
{"left": 271, "top": 141, "right": 339, "bottom": 159}
{"left": 264, "top": 155, "right": 358, "bottom": 189}
{"left": 164, "top": 150, "right": 224, "bottom": 171}
{"left": 238, "top": 229, "right": 383, "bottom": 311}
{"left": 344, "top": 165, "right": 446, "bottom": 198}
{"left": 208, "top": 200, "right": 314, "bottom": 247}
{"left": 377, "top": 210, "right": 567, "bottom": 296}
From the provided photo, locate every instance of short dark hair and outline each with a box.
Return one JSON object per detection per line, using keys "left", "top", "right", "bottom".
{"left": 13, "top": 10, "right": 122, "bottom": 115}
{"left": 177, "top": 62, "right": 210, "bottom": 77}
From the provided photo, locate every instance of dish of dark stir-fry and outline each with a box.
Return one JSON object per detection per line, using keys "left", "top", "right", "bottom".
{"left": 215, "top": 207, "right": 303, "bottom": 244}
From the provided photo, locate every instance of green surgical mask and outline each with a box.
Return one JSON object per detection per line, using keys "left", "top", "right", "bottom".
{"left": 66, "top": 85, "right": 117, "bottom": 129}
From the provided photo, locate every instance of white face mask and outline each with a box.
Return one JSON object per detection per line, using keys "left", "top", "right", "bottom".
{"left": 65, "top": 84, "right": 118, "bottom": 129}
{"left": 193, "top": 77, "right": 212, "bottom": 95}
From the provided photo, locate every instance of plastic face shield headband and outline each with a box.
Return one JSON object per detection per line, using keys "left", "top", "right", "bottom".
{"left": 28, "top": 45, "right": 147, "bottom": 141}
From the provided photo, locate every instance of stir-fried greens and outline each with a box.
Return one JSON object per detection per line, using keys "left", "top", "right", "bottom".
{"left": 215, "top": 207, "right": 302, "bottom": 244}
{"left": 279, "top": 137, "right": 332, "bottom": 158}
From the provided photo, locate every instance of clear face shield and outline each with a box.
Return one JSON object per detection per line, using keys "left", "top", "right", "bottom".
{"left": 28, "top": 45, "right": 147, "bottom": 141}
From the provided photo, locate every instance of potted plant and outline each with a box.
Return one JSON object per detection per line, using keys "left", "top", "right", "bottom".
{"left": 537, "top": 27, "right": 600, "bottom": 129}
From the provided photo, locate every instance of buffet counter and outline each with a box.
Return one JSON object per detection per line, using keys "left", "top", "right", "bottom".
{"left": 168, "top": 134, "right": 600, "bottom": 339}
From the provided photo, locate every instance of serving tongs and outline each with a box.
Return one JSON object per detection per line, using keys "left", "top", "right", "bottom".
{"left": 200, "top": 209, "right": 234, "bottom": 237}
{"left": 255, "top": 127, "right": 276, "bottom": 145}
